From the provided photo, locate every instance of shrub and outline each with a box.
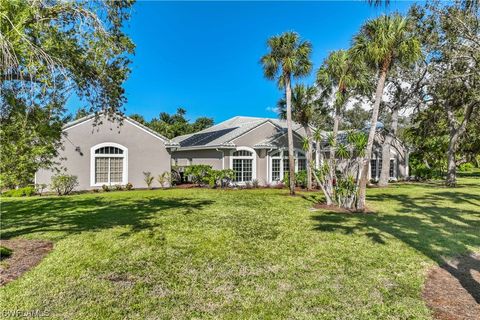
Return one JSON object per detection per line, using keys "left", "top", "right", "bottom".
{"left": 51, "top": 174, "right": 79, "bottom": 195}
{"left": 295, "top": 170, "right": 308, "bottom": 188}
{"left": 157, "top": 172, "right": 171, "bottom": 188}
{"left": 93, "top": 188, "right": 100, "bottom": 193}
{"left": 245, "top": 181, "right": 252, "bottom": 189}
{"left": 252, "top": 179, "right": 259, "bottom": 188}
{"left": 184, "top": 165, "right": 212, "bottom": 185}
{"left": 102, "top": 184, "right": 110, "bottom": 192}
{"left": 35, "top": 183, "right": 47, "bottom": 196}
{"left": 2, "top": 186, "right": 36, "bottom": 197}
{"left": 114, "top": 184, "right": 123, "bottom": 191}
{"left": 0, "top": 246, "right": 13, "bottom": 260}
{"left": 207, "top": 169, "right": 235, "bottom": 188}
{"left": 125, "top": 182, "right": 133, "bottom": 190}
{"left": 458, "top": 162, "right": 474, "bottom": 172}
{"left": 143, "top": 171, "right": 154, "bottom": 189}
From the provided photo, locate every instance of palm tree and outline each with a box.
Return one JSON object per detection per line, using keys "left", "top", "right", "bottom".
{"left": 351, "top": 14, "right": 421, "bottom": 211}
{"left": 278, "top": 84, "right": 321, "bottom": 190}
{"left": 261, "top": 32, "right": 313, "bottom": 195}
{"left": 316, "top": 50, "right": 370, "bottom": 206}
{"left": 317, "top": 50, "right": 369, "bottom": 163}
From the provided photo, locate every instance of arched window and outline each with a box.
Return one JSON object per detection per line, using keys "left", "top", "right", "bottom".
{"left": 231, "top": 148, "right": 255, "bottom": 183}
{"left": 269, "top": 149, "right": 306, "bottom": 182}
{"left": 90, "top": 143, "right": 128, "bottom": 186}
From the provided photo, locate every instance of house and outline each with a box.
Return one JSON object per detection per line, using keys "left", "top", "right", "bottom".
{"left": 35, "top": 114, "right": 179, "bottom": 190}
{"left": 35, "top": 114, "right": 409, "bottom": 190}
{"left": 172, "top": 116, "right": 409, "bottom": 185}
{"left": 171, "top": 116, "right": 309, "bottom": 185}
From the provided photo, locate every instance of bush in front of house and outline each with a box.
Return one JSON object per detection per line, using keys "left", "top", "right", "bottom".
{"left": 458, "top": 162, "right": 474, "bottom": 172}
{"left": 184, "top": 165, "right": 212, "bottom": 186}
{"left": 143, "top": 171, "right": 154, "bottom": 189}
{"left": 125, "top": 182, "right": 133, "bottom": 190}
{"left": 157, "top": 172, "right": 171, "bottom": 188}
{"left": 0, "top": 246, "right": 13, "bottom": 260}
{"left": 1, "top": 186, "right": 36, "bottom": 197}
{"left": 50, "top": 174, "right": 79, "bottom": 196}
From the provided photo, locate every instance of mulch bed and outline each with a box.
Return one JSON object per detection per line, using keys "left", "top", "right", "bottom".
{"left": 0, "top": 239, "right": 53, "bottom": 286}
{"left": 423, "top": 253, "right": 480, "bottom": 320}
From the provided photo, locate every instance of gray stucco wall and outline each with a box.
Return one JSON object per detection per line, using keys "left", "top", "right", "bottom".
{"left": 172, "top": 149, "right": 224, "bottom": 170}
{"left": 36, "top": 116, "right": 172, "bottom": 190}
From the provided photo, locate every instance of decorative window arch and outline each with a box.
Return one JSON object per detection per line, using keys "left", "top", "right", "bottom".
{"left": 90, "top": 142, "right": 128, "bottom": 186}
{"left": 230, "top": 147, "right": 256, "bottom": 183}
{"left": 269, "top": 149, "right": 306, "bottom": 182}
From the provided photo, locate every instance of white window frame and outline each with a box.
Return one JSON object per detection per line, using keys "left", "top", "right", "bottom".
{"left": 90, "top": 142, "right": 128, "bottom": 186}
{"left": 369, "top": 156, "right": 397, "bottom": 181}
{"left": 229, "top": 146, "right": 256, "bottom": 183}
{"left": 268, "top": 148, "right": 306, "bottom": 183}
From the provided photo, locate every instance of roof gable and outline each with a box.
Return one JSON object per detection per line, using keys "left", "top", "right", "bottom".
{"left": 63, "top": 113, "right": 178, "bottom": 146}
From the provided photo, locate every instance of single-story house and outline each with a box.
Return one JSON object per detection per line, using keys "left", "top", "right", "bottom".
{"left": 35, "top": 114, "right": 179, "bottom": 190}
{"left": 35, "top": 114, "right": 409, "bottom": 190}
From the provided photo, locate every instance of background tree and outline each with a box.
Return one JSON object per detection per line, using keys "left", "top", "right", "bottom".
{"left": 138, "top": 108, "right": 214, "bottom": 139}
{"left": 261, "top": 32, "right": 313, "bottom": 195}
{"left": 278, "top": 84, "right": 322, "bottom": 190}
{"left": 377, "top": 61, "right": 428, "bottom": 186}
{"left": 409, "top": 1, "right": 479, "bottom": 186}
{"left": 0, "top": 93, "right": 65, "bottom": 188}
{"left": 0, "top": 0, "right": 135, "bottom": 188}
{"left": 351, "top": 13, "right": 421, "bottom": 211}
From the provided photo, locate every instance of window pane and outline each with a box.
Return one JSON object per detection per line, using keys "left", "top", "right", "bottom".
{"left": 283, "top": 158, "right": 290, "bottom": 175}
{"left": 272, "top": 159, "right": 281, "bottom": 181}
{"left": 389, "top": 159, "right": 395, "bottom": 178}
{"left": 370, "top": 159, "right": 377, "bottom": 180}
{"left": 298, "top": 159, "right": 306, "bottom": 171}
{"left": 233, "top": 150, "right": 252, "bottom": 157}
{"left": 95, "top": 157, "right": 109, "bottom": 183}
{"left": 233, "top": 158, "right": 252, "bottom": 182}
{"left": 110, "top": 158, "right": 123, "bottom": 183}
{"left": 95, "top": 146, "right": 123, "bottom": 155}
{"left": 233, "top": 159, "right": 243, "bottom": 182}
{"left": 243, "top": 159, "right": 252, "bottom": 181}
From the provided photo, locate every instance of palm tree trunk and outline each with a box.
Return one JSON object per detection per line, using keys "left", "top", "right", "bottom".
{"left": 285, "top": 76, "right": 296, "bottom": 195}
{"left": 305, "top": 125, "right": 313, "bottom": 190}
{"left": 357, "top": 67, "right": 388, "bottom": 211}
{"left": 378, "top": 107, "right": 398, "bottom": 187}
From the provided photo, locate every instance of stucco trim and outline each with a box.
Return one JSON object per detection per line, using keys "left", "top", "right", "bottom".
{"left": 90, "top": 142, "right": 128, "bottom": 187}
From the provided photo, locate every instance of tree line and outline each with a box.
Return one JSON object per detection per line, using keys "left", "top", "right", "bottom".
{"left": 261, "top": 0, "right": 479, "bottom": 210}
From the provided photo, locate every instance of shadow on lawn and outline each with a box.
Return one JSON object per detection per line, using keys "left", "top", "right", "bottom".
{"left": 311, "top": 188, "right": 480, "bottom": 303}
{"left": 1, "top": 195, "right": 214, "bottom": 240}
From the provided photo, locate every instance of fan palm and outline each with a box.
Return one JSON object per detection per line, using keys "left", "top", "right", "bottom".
{"left": 351, "top": 13, "right": 421, "bottom": 211}
{"left": 278, "top": 84, "right": 321, "bottom": 190}
{"left": 261, "top": 32, "right": 313, "bottom": 195}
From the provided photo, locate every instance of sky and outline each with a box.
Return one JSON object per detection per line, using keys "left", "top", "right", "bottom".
{"left": 68, "top": 1, "right": 416, "bottom": 124}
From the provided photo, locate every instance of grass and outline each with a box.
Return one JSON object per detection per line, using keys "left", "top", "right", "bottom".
{"left": 1, "top": 175, "right": 479, "bottom": 319}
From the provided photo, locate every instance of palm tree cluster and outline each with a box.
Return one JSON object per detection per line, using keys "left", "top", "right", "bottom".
{"left": 261, "top": 11, "right": 422, "bottom": 210}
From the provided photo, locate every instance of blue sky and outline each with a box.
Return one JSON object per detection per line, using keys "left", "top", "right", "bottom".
{"left": 69, "top": 1, "right": 416, "bottom": 123}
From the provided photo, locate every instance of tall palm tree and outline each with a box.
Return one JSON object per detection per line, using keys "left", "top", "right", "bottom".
{"left": 261, "top": 32, "right": 313, "bottom": 195}
{"left": 317, "top": 50, "right": 369, "bottom": 162}
{"left": 316, "top": 50, "right": 370, "bottom": 205}
{"left": 351, "top": 14, "right": 421, "bottom": 211}
{"left": 278, "top": 84, "right": 321, "bottom": 190}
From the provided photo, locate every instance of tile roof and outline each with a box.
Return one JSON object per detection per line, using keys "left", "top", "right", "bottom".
{"left": 172, "top": 116, "right": 306, "bottom": 149}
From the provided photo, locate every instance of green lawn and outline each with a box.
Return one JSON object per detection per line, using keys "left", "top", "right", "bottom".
{"left": 1, "top": 175, "right": 479, "bottom": 319}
